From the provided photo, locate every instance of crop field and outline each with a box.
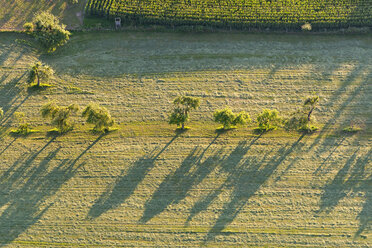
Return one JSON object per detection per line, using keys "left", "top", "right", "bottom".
{"left": 0, "top": 31, "right": 371, "bottom": 246}
{"left": 85, "top": 0, "right": 372, "bottom": 30}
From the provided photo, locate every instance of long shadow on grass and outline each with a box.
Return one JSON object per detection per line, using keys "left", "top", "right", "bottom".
{"left": 203, "top": 134, "right": 304, "bottom": 243}
{"left": 0, "top": 137, "right": 17, "bottom": 157}
{"left": 140, "top": 147, "right": 219, "bottom": 223}
{"left": 140, "top": 134, "right": 222, "bottom": 223}
{"left": 355, "top": 173, "right": 371, "bottom": 238}
{"left": 0, "top": 73, "right": 25, "bottom": 122}
{"left": 185, "top": 135, "right": 261, "bottom": 225}
{"left": 88, "top": 134, "right": 179, "bottom": 219}
{"left": 0, "top": 135, "right": 102, "bottom": 246}
{"left": 317, "top": 148, "right": 371, "bottom": 237}
{"left": 308, "top": 68, "right": 371, "bottom": 152}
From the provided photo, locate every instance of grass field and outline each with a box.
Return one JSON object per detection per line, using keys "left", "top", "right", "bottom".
{"left": 0, "top": 0, "right": 85, "bottom": 30}
{"left": 0, "top": 31, "right": 371, "bottom": 246}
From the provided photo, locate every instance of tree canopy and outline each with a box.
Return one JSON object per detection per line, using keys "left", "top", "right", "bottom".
{"left": 286, "top": 95, "right": 319, "bottom": 132}
{"left": 256, "top": 109, "right": 281, "bottom": 131}
{"left": 213, "top": 107, "right": 250, "bottom": 129}
{"left": 82, "top": 103, "right": 114, "bottom": 133}
{"left": 28, "top": 62, "right": 54, "bottom": 87}
{"left": 25, "top": 12, "right": 71, "bottom": 52}
{"left": 41, "top": 102, "right": 79, "bottom": 133}
{"left": 169, "top": 96, "right": 200, "bottom": 129}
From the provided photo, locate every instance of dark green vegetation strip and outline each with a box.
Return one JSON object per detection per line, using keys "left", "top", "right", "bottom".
{"left": 85, "top": 0, "right": 372, "bottom": 30}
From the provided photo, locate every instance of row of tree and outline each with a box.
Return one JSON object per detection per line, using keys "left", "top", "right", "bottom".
{"left": 41, "top": 102, "right": 114, "bottom": 133}
{"left": 0, "top": 103, "right": 114, "bottom": 135}
{"left": 1, "top": 94, "right": 318, "bottom": 135}
{"left": 169, "top": 95, "right": 320, "bottom": 132}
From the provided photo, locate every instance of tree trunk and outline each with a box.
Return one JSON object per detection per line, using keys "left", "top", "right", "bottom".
{"left": 307, "top": 107, "right": 314, "bottom": 122}
{"left": 37, "top": 74, "right": 40, "bottom": 87}
{"left": 181, "top": 123, "right": 185, "bottom": 129}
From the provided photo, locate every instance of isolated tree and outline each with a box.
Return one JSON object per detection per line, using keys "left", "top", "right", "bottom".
{"left": 82, "top": 103, "right": 114, "bottom": 133}
{"left": 28, "top": 12, "right": 71, "bottom": 52}
{"left": 213, "top": 107, "right": 250, "bottom": 129}
{"left": 304, "top": 95, "right": 319, "bottom": 122}
{"left": 28, "top": 62, "right": 54, "bottom": 87}
{"left": 41, "top": 102, "right": 79, "bottom": 133}
{"left": 285, "top": 110, "right": 308, "bottom": 131}
{"left": 286, "top": 96, "right": 319, "bottom": 132}
{"left": 169, "top": 96, "right": 200, "bottom": 129}
{"left": 256, "top": 109, "right": 281, "bottom": 131}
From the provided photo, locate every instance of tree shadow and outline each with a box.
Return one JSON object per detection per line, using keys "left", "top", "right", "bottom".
{"left": 308, "top": 68, "right": 371, "bottom": 152}
{"left": 0, "top": 139, "right": 57, "bottom": 209}
{"left": 140, "top": 146, "right": 222, "bottom": 223}
{"left": 0, "top": 73, "right": 25, "bottom": 123}
{"left": 317, "top": 148, "right": 371, "bottom": 237}
{"left": 0, "top": 137, "right": 17, "bottom": 157}
{"left": 139, "top": 133, "right": 223, "bottom": 223}
{"left": 0, "top": 134, "right": 103, "bottom": 246}
{"left": 203, "top": 134, "right": 304, "bottom": 243}
{"left": 355, "top": 173, "right": 371, "bottom": 239}
{"left": 313, "top": 135, "right": 347, "bottom": 176}
{"left": 185, "top": 135, "right": 261, "bottom": 225}
{"left": 88, "top": 134, "right": 179, "bottom": 219}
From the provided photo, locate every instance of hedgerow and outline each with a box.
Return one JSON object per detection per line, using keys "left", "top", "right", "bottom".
{"left": 85, "top": 0, "right": 372, "bottom": 30}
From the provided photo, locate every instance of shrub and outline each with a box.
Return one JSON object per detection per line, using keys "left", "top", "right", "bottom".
{"left": 301, "top": 22, "right": 312, "bottom": 31}
{"left": 213, "top": 107, "right": 250, "bottom": 130}
{"left": 169, "top": 96, "right": 200, "bottom": 129}
{"left": 12, "top": 112, "right": 32, "bottom": 135}
{"left": 82, "top": 103, "right": 114, "bottom": 133}
{"left": 41, "top": 102, "right": 79, "bottom": 133}
{"left": 343, "top": 126, "right": 362, "bottom": 133}
{"left": 343, "top": 119, "right": 364, "bottom": 134}
{"left": 31, "top": 12, "right": 71, "bottom": 52}
{"left": 256, "top": 109, "right": 281, "bottom": 131}
{"left": 23, "top": 22, "right": 34, "bottom": 33}
{"left": 28, "top": 62, "right": 54, "bottom": 88}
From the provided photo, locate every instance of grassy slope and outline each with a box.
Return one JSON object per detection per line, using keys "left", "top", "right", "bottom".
{"left": 0, "top": 0, "right": 85, "bottom": 30}
{"left": 0, "top": 31, "right": 371, "bottom": 246}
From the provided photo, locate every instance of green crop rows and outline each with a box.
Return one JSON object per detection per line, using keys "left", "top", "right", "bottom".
{"left": 85, "top": 0, "right": 372, "bottom": 30}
